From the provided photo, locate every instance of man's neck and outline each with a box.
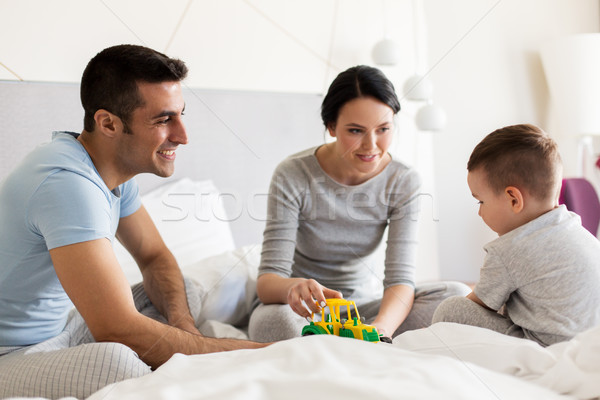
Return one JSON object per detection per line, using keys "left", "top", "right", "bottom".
{"left": 77, "top": 131, "right": 131, "bottom": 191}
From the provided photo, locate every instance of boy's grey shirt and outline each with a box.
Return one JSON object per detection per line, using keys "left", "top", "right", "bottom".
{"left": 475, "top": 205, "right": 600, "bottom": 345}
{"left": 258, "top": 147, "right": 421, "bottom": 301}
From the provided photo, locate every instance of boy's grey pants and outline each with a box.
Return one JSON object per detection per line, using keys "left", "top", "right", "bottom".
{"left": 432, "top": 295, "right": 567, "bottom": 346}
{"left": 432, "top": 295, "right": 526, "bottom": 337}
{"left": 0, "top": 279, "right": 201, "bottom": 399}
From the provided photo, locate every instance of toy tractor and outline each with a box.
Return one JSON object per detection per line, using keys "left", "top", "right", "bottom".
{"left": 301, "top": 298, "right": 390, "bottom": 343}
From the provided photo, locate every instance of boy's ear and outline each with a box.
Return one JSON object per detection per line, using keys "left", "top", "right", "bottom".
{"left": 504, "top": 186, "right": 524, "bottom": 213}
{"left": 93, "top": 109, "right": 123, "bottom": 138}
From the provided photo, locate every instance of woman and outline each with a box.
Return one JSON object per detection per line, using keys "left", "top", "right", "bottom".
{"left": 248, "top": 65, "right": 469, "bottom": 342}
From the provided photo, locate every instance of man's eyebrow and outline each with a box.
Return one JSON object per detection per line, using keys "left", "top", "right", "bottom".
{"left": 151, "top": 104, "right": 185, "bottom": 119}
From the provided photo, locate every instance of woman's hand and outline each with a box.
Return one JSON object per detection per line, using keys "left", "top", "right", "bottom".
{"left": 287, "top": 278, "right": 342, "bottom": 319}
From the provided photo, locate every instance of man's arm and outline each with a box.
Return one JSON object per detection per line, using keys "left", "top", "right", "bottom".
{"left": 50, "top": 207, "right": 266, "bottom": 369}
{"left": 115, "top": 206, "right": 197, "bottom": 334}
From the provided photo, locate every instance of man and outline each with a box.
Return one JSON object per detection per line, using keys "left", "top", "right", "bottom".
{"left": 0, "top": 45, "right": 266, "bottom": 399}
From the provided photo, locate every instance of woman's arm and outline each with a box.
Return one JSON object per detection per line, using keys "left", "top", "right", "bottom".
{"left": 371, "top": 284, "right": 415, "bottom": 336}
{"left": 376, "top": 168, "right": 422, "bottom": 335}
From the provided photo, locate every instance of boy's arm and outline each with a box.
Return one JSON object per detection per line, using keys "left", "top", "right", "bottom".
{"left": 467, "top": 291, "right": 494, "bottom": 311}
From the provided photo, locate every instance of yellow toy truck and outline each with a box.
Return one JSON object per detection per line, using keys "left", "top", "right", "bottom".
{"left": 301, "top": 298, "right": 390, "bottom": 343}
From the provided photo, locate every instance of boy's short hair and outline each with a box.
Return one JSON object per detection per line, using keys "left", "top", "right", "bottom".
{"left": 467, "top": 124, "right": 562, "bottom": 201}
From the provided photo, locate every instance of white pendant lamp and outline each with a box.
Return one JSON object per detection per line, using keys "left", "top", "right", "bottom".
{"left": 415, "top": 103, "right": 447, "bottom": 131}
{"left": 371, "top": 0, "right": 401, "bottom": 66}
{"left": 370, "top": 0, "right": 447, "bottom": 131}
{"left": 372, "top": 38, "right": 402, "bottom": 66}
{"left": 402, "top": 74, "right": 446, "bottom": 131}
{"left": 403, "top": 75, "right": 433, "bottom": 101}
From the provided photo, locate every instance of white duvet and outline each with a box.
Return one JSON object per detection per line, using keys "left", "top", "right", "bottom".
{"left": 84, "top": 322, "right": 600, "bottom": 400}
{"left": 394, "top": 322, "right": 600, "bottom": 399}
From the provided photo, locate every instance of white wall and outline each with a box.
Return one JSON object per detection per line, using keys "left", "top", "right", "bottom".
{"left": 0, "top": 0, "right": 416, "bottom": 92}
{"left": 424, "top": 0, "right": 600, "bottom": 282}
{"left": 2, "top": 0, "right": 598, "bottom": 283}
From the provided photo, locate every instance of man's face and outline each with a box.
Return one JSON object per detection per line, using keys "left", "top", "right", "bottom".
{"left": 116, "top": 81, "right": 187, "bottom": 178}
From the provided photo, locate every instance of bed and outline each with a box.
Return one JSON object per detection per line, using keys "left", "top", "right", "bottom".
{"left": 2, "top": 81, "right": 599, "bottom": 400}
{"left": 83, "top": 326, "right": 599, "bottom": 400}
{"left": 28, "top": 185, "right": 589, "bottom": 400}
{"left": 95, "top": 178, "right": 600, "bottom": 400}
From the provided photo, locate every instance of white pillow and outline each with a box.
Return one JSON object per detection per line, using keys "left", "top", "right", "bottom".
{"left": 114, "top": 178, "right": 236, "bottom": 284}
{"left": 184, "top": 244, "right": 261, "bottom": 327}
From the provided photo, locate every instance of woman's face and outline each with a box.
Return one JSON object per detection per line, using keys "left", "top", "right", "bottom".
{"left": 328, "top": 96, "right": 395, "bottom": 184}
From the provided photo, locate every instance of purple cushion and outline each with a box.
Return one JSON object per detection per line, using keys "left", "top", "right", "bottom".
{"left": 559, "top": 178, "right": 600, "bottom": 235}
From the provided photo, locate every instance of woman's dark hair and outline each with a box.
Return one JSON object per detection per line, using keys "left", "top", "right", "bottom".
{"left": 320, "top": 65, "right": 400, "bottom": 128}
{"left": 80, "top": 44, "right": 188, "bottom": 132}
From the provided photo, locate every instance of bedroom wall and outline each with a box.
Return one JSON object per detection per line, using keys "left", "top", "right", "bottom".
{"left": 0, "top": 0, "right": 416, "bottom": 92}
{"left": 0, "top": 81, "right": 324, "bottom": 253}
{"left": 0, "top": 0, "right": 445, "bottom": 282}
{"left": 424, "top": 0, "right": 600, "bottom": 281}
{"left": 1, "top": 0, "right": 599, "bottom": 284}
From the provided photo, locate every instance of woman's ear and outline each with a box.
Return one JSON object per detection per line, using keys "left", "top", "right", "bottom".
{"left": 327, "top": 123, "right": 336, "bottom": 138}
{"left": 93, "top": 109, "right": 123, "bottom": 138}
{"left": 505, "top": 186, "right": 524, "bottom": 213}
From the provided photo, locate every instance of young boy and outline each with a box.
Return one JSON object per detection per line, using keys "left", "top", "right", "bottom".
{"left": 432, "top": 124, "right": 600, "bottom": 346}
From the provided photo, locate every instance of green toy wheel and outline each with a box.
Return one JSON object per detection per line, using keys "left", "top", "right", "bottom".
{"left": 301, "top": 325, "right": 329, "bottom": 336}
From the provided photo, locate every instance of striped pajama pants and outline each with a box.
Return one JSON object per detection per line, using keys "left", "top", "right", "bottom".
{"left": 0, "top": 279, "right": 202, "bottom": 399}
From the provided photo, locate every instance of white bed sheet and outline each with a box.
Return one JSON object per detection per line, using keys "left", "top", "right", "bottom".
{"left": 87, "top": 333, "right": 575, "bottom": 400}
{"left": 394, "top": 322, "right": 600, "bottom": 399}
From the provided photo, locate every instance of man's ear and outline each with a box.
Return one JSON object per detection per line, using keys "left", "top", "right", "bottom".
{"left": 505, "top": 186, "right": 524, "bottom": 213}
{"left": 93, "top": 109, "right": 123, "bottom": 138}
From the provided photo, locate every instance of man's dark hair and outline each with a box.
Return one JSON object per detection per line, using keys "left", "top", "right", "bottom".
{"left": 80, "top": 44, "right": 188, "bottom": 132}
{"left": 468, "top": 124, "right": 562, "bottom": 201}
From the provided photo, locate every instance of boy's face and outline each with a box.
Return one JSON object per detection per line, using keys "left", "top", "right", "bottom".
{"left": 467, "top": 168, "right": 520, "bottom": 236}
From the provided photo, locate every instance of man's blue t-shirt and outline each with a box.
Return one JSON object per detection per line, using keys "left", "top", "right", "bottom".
{"left": 0, "top": 132, "right": 141, "bottom": 346}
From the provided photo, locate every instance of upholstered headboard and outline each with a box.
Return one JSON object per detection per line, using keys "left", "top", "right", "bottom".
{"left": 0, "top": 80, "right": 324, "bottom": 246}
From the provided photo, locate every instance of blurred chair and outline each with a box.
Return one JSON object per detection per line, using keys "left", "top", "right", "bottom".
{"left": 559, "top": 178, "right": 600, "bottom": 236}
